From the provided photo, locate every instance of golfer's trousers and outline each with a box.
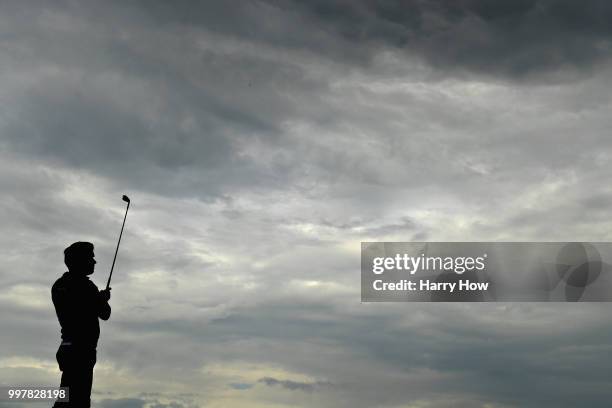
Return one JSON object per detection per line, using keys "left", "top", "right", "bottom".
{"left": 53, "top": 344, "right": 97, "bottom": 408}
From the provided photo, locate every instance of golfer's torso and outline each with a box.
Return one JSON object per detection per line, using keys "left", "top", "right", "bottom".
{"left": 52, "top": 273, "right": 101, "bottom": 349}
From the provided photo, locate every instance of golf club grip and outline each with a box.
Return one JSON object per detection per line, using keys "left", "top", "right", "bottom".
{"left": 107, "top": 201, "right": 130, "bottom": 289}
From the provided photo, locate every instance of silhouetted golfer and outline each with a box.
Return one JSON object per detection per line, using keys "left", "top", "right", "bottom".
{"left": 52, "top": 242, "right": 111, "bottom": 407}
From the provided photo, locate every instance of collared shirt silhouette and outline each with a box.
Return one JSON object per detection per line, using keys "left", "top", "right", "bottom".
{"left": 52, "top": 242, "right": 111, "bottom": 408}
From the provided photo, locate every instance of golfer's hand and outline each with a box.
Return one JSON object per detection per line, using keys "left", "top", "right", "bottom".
{"left": 100, "top": 288, "right": 111, "bottom": 302}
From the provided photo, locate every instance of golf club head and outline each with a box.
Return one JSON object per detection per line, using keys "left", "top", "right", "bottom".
{"left": 122, "top": 195, "right": 130, "bottom": 203}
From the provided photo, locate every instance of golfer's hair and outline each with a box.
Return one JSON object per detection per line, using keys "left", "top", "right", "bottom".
{"left": 64, "top": 241, "right": 94, "bottom": 269}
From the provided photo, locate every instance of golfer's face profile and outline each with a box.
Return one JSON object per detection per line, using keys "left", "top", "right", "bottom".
{"left": 82, "top": 251, "right": 96, "bottom": 275}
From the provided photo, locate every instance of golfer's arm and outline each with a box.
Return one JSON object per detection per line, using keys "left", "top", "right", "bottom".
{"left": 98, "top": 293, "right": 111, "bottom": 320}
{"left": 52, "top": 287, "right": 73, "bottom": 327}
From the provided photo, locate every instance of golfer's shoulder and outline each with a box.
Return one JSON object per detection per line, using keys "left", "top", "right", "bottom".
{"left": 52, "top": 273, "right": 95, "bottom": 293}
{"left": 51, "top": 273, "right": 71, "bottom": 303}
{"left": 52, "top": 272, "right": 69, "bottom": 292}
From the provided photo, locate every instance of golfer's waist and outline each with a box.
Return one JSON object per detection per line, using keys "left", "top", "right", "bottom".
{"left": 60, "top": 335, "right": 99, "bottom": 348}
{"left": 59, "top": 341, "right": 98, "bottom": 350}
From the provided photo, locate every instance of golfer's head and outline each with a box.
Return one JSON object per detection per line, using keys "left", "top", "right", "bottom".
{"left": 64, "top": 241, "right": 96, "bottom": 275}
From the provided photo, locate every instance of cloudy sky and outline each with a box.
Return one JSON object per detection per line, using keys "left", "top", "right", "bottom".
{"left": 2, "top": 1, "right": 612, "bottom": 407}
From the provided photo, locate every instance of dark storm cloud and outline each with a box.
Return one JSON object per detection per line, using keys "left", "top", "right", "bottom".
{"left": 279, "top": 0, "right": 612, "bottom": 79}
{"left": 111, "top": 0, "right": 612, "bottom": 79}
{"left": 0, "top": 0, "right": 334, "bottom": 199}
{"left": 0, "top": 50, "right": 295, "bottom": 199}
{"left": 258, "top": 376, "right": 333, "bottom": 392}
{"left": 3, "top": 0, "right": 612, "bottom": 204}
{"left": 229, "top": 382, "right": 253, "bottom": 390}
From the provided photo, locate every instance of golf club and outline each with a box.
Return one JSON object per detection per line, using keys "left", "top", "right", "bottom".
{"left": 106, "top": 195, "right": 130, "bottom": 290}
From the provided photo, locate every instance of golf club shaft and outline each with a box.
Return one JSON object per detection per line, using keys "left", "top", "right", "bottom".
{"left": 106, "top": 201, "right": 130, "bottom": 289}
